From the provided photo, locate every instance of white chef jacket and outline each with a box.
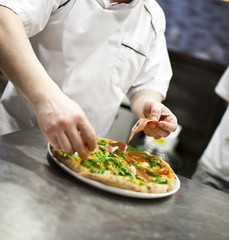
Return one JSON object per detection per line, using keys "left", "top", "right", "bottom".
{"left": 0, "top": 0, "right": 172, "bottom": 137}
{"left": 200, "top": 66, "right": 229, "bottom": 181}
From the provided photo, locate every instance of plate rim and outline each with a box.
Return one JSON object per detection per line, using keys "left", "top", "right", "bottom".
{"left": 47, "top": 143, "right": 181, "bottom": 199}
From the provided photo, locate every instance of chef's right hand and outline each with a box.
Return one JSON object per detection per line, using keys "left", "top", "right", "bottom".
{"left": 35, "top": 92, "right": 97, "bottom": 160}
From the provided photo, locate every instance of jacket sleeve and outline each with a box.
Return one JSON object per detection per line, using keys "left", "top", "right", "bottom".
{"left": 0, "top": 0, "right": 62, "bottom": 37}
{"left": 215, "top": 66, "right": 229, "bottom": 102}
{"left": 126, "top": 0, "right": 172, "bottom": 101}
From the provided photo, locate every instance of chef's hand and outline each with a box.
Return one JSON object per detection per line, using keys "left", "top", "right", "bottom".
{"left": 140, "top": 100, "right": 178, "bottom": 139}
{"left": 130, "top": 89, "right": 178, "bottom": 139}
{"left": 35, "top": 93, "right": 97, "bottom": 159}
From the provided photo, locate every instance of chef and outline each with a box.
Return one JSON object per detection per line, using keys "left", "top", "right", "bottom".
{"left": 192, "top": 66, "right": 229, "bottom": 193}
{"left": 0, "top": 0, "right": 177, "bottom": 159}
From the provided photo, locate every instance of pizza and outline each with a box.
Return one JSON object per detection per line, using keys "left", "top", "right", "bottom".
{"left": 50, "top": 138, "right": 176, "bottom": 193}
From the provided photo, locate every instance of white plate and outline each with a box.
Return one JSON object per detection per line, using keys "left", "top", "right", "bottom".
{"left": 48, "top": 143, "right": 181, "bottom": 199}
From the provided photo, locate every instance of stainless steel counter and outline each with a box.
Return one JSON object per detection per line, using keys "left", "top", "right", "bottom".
{"left": 0, "top": 128, "right": 229, "bottom": 240}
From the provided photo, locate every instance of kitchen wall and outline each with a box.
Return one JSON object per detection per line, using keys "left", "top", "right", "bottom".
{"left": 157, "top": 0, "right": 229, "bottom": 65}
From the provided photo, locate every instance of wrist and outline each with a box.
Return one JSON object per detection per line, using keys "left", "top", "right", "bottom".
{"left": 31, "top": 82, "right": 63, "bottom": 112}
{"left": 130, "top": 90, "right": 162, "bottom": 117}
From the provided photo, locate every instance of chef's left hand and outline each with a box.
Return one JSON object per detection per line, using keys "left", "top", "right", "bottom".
{"left": 140, "top": 100, "right": 178, "bottom": 139}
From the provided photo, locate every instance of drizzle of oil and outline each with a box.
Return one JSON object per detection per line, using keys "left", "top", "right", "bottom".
{"left": 153, "top": 138, "right": 165, "bottom": 144}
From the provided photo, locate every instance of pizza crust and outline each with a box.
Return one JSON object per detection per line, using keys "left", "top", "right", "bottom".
{"left": 81, "top": 171, "right": 171, "bottom": 193}
{"left": 50, "top": 144, "right": 176, "bottom": 193}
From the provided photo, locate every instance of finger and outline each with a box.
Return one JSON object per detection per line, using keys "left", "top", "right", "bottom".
{"left": 78, "top": 121, "right": 97, "bottom": 152}
{"left": 143, "top": 102, "right": 161, "bottom": 120}
{"left": 55, "top": 130, "right": 75, "bottom": 154}
{"left": 144, "top": 125, "right": 171, "bottom": 138}
{"left": 49, "top": 135, "right": 61, "bottom": 150}
{"left": 158, "top": 113, "right": 178, "bottom": 132}
{"left": 143, "top": 127, "right": 162, "bottom": 139}
{"left": 158, "top": 121, "right": 177, "bottom": 132}
{"left": 159, "top": 108, "right": 178, "bottom": 132}
{"left": 65, "top": 127, "right": 90, "bottom": 160}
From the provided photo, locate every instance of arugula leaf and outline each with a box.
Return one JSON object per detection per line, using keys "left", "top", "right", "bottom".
{"left": 145, "top": 170, "right": 160, "bottom": 178}
{"left": 80, "top": 159, "right": 102, "bottom": 169}
{"left": 96, "top": 138, "right": 107, "bottom": 152}
{"left": 146, "top": 156, "right": 160, "bottom": 168}
{"left": 103, "top": 159, "right": 110, "bottom": 170}
{"left": 114, "top": 149, "right": 126, "bottom": 159}
{"left": 127, "top": 145, "right": 146, "bottom": 154}
{"left": 59, "top": 150, "right": 80, "bottom": 160}
{"left": 97, "top": 138, "right": 107, "bottom": 146}
{"left": 138, "top": 182, "right": 150, "bottom": 188}
{"left": 151, "top": 177, "right": 168, "bottom": 184}
{"left": 127, "top": 171, "right": 136, "bottom": 182}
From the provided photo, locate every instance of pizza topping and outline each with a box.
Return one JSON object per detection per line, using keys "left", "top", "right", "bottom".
{"left": 80, "top": 150, "right": 136, "bottom": 181}
{"left": 146, "top": 156, "right": 161, "bottom": 168}
{"left": 104, "top": 145, "right": 119, "bottom": 153}
{"left": 135, "top": 167, "right": 151, "bottom": 183}
{"left": 104, "top": 142, "right": 127, "bottom": 153}
{"left": 125, "top": 152, "right": 161, "bottom": 169}
{"left": 63, "top": 140, "right": 166, "bottom": 183}
{"left": 79, "top": 139, "right": 169, "bottom": 185}
{"left": 130, "top": 165, "right": 137, "bottom": 175}
{"left": 128, "top": 117, "right": 159, "bottom": 143}
{"left": 126, "top": 152, "right": 148, "bottom": 162}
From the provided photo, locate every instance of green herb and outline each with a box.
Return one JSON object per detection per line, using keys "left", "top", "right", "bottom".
{"left": 127, "top": 145, "right": 146, "bottom": 154}
{"left": 91, "top": 168, "right": 111, "bottom": 175}
{"left": 138, "top": 182, "right": 150, "bottom": 188}
{"left": 145, "top": 170, "right": 160, "bottom": 178}
{"left": 59, "top": 150, "right": 80, "bottom": 160}
{"left": 146, "top": 156, "right": 160, "bottom": 168}
{"left": 151, "top": 177, "right": 168, "bottom": 184}
{"left": 97, "top": 138, "right": 107, "bottom": 146}
{"left": 96, "top": 138, "right": 107, "bottom": 152}
{"left": 127, "top": 171, "right": 136, "bottom": 182}
{"left": 114, "top": 149, "right": 126, "bottom": 159}
{"left": 133, "top": 162, "right": 139, "bottom": 166}
{"left": 80, "top": 159, "right": 102, "bottom": 169}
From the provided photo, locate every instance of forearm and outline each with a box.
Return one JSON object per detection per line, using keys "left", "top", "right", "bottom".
{"left": 130, "top": 89, "right": 162, "bottom": 118}
{"left": 0, "top": 6, "right": 62, "bottom": 109}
